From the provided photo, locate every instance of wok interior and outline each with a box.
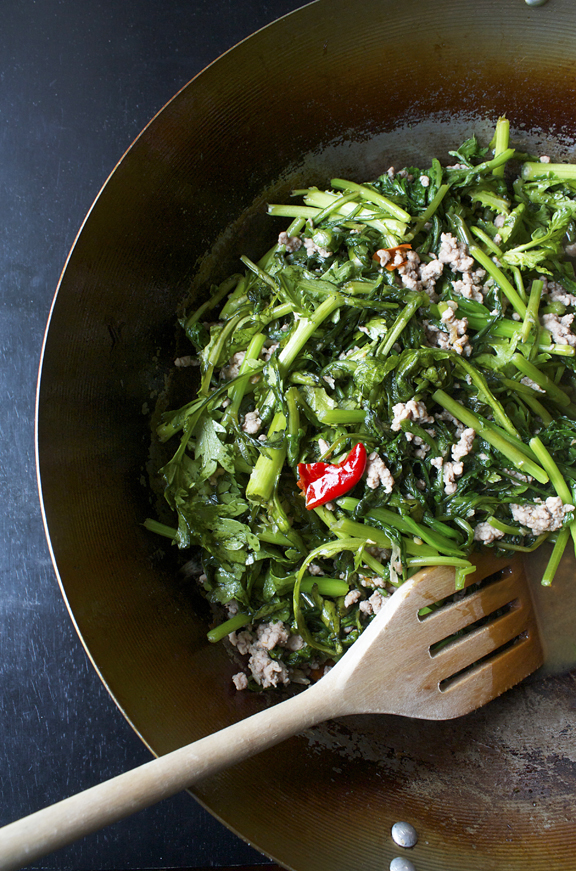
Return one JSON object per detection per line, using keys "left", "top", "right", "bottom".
{"left": 37, "top": 1, "right": 576, "bottom": 869}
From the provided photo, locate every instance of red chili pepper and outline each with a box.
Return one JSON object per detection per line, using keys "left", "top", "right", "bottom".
{"left": 297, "top": 442, "right": 367, "bottom": 510}
{"left": 372, "top": 243, "right": 412, "bottom": 270}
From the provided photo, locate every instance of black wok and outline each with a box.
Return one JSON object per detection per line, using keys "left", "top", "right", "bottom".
{"left": 36, "top": 1, "right": 576, "bottom": 868}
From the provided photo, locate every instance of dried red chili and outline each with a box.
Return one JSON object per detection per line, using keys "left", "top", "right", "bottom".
{"left": 297, "top": 442, "right": 367, "bottom": 510}
{"left": 372, "top": 243, "right": 412, "bottom": 270}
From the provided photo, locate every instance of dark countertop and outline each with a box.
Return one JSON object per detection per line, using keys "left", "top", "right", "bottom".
{"left": 0, "top": 2, "right": 303, "bottom": 868}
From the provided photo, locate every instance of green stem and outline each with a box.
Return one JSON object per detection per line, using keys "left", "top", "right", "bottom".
{"left": 338, "top": 498, "right": 464, "bottom": 557}
{"left": 494, "top": 534, "right": 548, "bottom": 553}
{"left": 183, "top": 274, "right": 241, "bottom": 331}
{"left": 278, "top": 576, "right": 350, "bottom": 597}
{"left": 143, "top": 519, "right": 177, "bottom": 539}
{"left": 511, "top": 353, "right": 571, "bottom": 408}
{"left": 528, "top": 435, "right": 576, "bottom": 554}
{"left": 406, "top": 556, "right": 473, "bottom": 568}
{"left": 432, "top": 389, "right": 549, "bottom": 483}
{"left": 240, "top": 255, "right": 279, "bottom": 291}
{"left": 511, "top": 266, "right": 527, "bottom": 304}
{"left": 406, "top": 184, "right": 451, "bottom": 239}
{"left": 313, "top": 505, "right": 389, "bottom": 578}
{"left": 472, "top": 147, "right": 516, "bottom": 176}
{"left": 528, "top": 437, "right": 573, "bottom": 503}
{"left": 377, "top": 292, "right": 428, "bottom": 358}
{"left": 200, "top": 313, "right": 243, "bottom": 396}
{"left": 492, "top": 116, "right": 510, "bottom": 178}
{"left": 311, "top": 190, "right": 361, "bottom": 225}
{"left": 207, "top": 612, "right": 252, "bottom": 643}
{"left": 519, "top": 392, "right": 554, "bottom": 426}
{"left": 293, "top": 536, "right": 369, "bottom": 654}
{"left": 223, "top": 332, "right": 267, "bottom": 423}
{"left": 521, "top": 162, "right": 576, "bottom": 182}
{"left": 318, "top": 408, "right": 366, "bottom": 425}
{"left": 331, "top": 178, "right": 412, "bottom": 223}
{"left": 541, "top": 528, "right": 571, "bottom": 586}
{"left": 449, "top": 213, "right": 526, "bottom": 318}
{"left": 486, "top": 516, "right": 523, "bottom": 536}
{"left": 331, "top": 516, "right": 439, "bottom": 558}
{"left": 469, "top": 245, "right": 527, "bottom": 318}
{"left": 466, "top": 315, "right": 576, "bottom": 355}
{"left": 471, "top": 225, "right": 502, "bottom": 256}
{"left": 499, "top": 377, "right": 554, "bottom": 424}
{"left": 267, "top": 204, "right": 320, "bottom": 220}
{"left": 454, "top": 357, "right": 520, "bottom": 438}
{"left": 520, "top": 279, "right": 543, "bottom": 344}
{"left": 278, "top": 293, "right": 344, "bottom": 374}
{"left": 245, "top": 411, "right": 287, "bottom": 504}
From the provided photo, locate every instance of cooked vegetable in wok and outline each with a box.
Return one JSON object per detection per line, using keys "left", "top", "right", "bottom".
{"left": 146, "top": 117, "right": 576, "bottom": 690}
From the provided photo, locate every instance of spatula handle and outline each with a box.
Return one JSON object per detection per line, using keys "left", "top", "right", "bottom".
{"left": 0, "top": 684, "right": 333, "bottom": 871}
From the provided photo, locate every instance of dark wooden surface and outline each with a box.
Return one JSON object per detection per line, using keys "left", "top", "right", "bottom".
{"left": 0, "top": 1, "right": 304, "bottom": 868}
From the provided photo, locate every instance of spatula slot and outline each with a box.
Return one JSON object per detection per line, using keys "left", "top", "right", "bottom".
{"left": 428, "top": 595, "right": 519, "bottom": 656}
{"left": 434, "top": 600, "right": 533, "bottom": 687}
{"left": 438, "top": 629, "right": 533, "bottom": 693}
{"left": 418, "top": 567, "right": 511, "bottom": 622}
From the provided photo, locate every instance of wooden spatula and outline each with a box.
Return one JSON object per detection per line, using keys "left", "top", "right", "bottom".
{"left": 0, "top": 553, "right": 542, "bottom": 871}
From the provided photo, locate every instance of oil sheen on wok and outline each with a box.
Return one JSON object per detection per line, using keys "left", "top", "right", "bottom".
{"left": 146, "top": 117, "right": 576, "bottom": 693}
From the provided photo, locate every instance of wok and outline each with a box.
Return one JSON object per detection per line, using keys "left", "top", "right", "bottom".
{"left": 36, "top": 0, "right": 576, "bottom": 869}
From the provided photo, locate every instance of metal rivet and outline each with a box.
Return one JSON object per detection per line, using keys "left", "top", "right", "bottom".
{"left": 391, "top": 821, "right": 419, "bottom": 849}
{"left": 390, "top": 858, "right": 417, "bottom": 871}
{"left": 525, "top": 0, "right": 549, "bottom": 6}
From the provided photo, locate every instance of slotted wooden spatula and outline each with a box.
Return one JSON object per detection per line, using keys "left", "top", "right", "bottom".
{"left": 0, "top": 554, "right": 542, "bottom": 871}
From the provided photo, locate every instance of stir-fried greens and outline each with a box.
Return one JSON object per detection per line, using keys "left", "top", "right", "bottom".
{"left": 146, "top": 117, "right": 576, "bottom": 691}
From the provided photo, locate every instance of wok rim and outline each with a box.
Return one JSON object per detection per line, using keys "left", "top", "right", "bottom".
{"left": 34, "top": 2, "right": 576, "bottom": 869}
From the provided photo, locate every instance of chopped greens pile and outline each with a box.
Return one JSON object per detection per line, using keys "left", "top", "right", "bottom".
{"left": 146, "top": 117, "right": 576, "bottom": 692}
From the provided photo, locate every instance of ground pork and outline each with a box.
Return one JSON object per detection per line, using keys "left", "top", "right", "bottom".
{"left": 366, "top": 545, "right": 391, "bottom": 562}
{"left": 260, "top": 342, "right": 280, "bottom": 362}
{"left": 365, "top": 452, "right": 395, "bottom": 492}
{"left": 174, "top": 355, "right": 199, "bottom": 368}
{"left": 228, "top": 622, "right": 305, "bottom": 690}
{"left": 442, "top": 460, "right": 464, "bottom": 495}
{"left": 374, "top": 246, "right": 444, "bottom": 299}
{"left": 219, "top": 350, "right": 246, "bottom": 380}
{"left": 344, "top": 589, "right": 362, "bottom": 608}
{"left": 358, "top": 574, "right": 386, "bottom": 589}
{"left": 391, "top": 399, "right": 434, "bottom": 431}
{"left": 541, "top": 276, "right": 576, "bottom": 307}
{"left": 436, "top": 231, "right": 487, "bottom": 302}
{"left": 510, "top": 497, "right": 574, "bottom": 535}
{"left": 541, "top": 313, "right": 576, "bottom": 347}
{"left": 278, "top": 231, "right": 302, "bottom": 253}
{"left": 452, "top": 427, "right": 476, "bottom": 461}
{"left": 451, "top": 269, "right": 486, "bottom": 303}
{"left": 424, "top": 301, "right": 472, "bottom": 357}
{"left": 229, "top": 629, "right": 254, "bottom": 656}
{"left": 397, "top": 249, "right": 444, "bottom": 300}
{"left": 256, "top": 621, "right": 290, "bottom": 650}
{"left": 241, "top": 410, "right": 262, "bottom": 434}
{"left": 438, "top": 232, "right": 475, "bottom": 273}
{"left": 473, "top": 522, "right": 505, "bottom": 544}
{"left": 435, "top": 407, "right": 466, "bottom": 437}
{"left": 431, "top": 457, "right": 464, "bottom": 494}
{"left": 359, "top": 590, "right": 387, "bottom": 616}
{"left": 248, "top": 647, "right": 290, "bottom": 688}
{"left": 303, "top": 237, "right": 332, "bottom": 258}
{"left": 232, "top": 672, "right": 249, "bottom": 691}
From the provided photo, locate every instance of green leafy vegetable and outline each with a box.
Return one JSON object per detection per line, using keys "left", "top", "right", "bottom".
{"left": 147, "top": 117, "right": 576, "bottom": 691}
